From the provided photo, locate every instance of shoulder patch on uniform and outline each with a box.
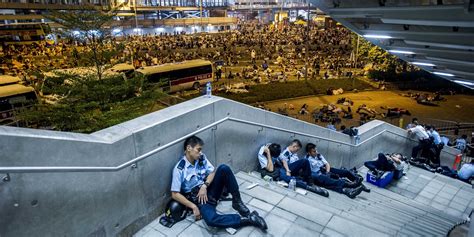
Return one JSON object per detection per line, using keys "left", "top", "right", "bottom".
{"left": 284, "top": 151, "right": 290, "bottom": 157}
{"left": 177, "top": 159, "right": 185, "bottom": 170}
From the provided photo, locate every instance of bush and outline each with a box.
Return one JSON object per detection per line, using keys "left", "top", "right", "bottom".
{"left": 16, "top": 73, "right": 166, "bottom": 133}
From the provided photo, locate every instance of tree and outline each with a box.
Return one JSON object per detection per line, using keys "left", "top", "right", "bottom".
{"left": 45, "top": 4, "right": 121, "bottom": 81}
{"left": 351, "top": 32, "right": 398, "bottom": 72}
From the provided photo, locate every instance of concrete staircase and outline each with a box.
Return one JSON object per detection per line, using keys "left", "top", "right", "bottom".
{"left": 134, "top": 166, "right": 473, "bottom": 237}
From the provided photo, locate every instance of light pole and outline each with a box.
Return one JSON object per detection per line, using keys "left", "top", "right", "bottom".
{"left": 134, "top": 0, "right": 139, "bottom": 34}
{"left": 200, "top": 0, "right": 203, "bottom": 32}
{"left": 305, "top": 1, "right": 309, "bottom": 80}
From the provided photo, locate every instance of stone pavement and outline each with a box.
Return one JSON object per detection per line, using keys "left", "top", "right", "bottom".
{"left": 134, "top": 166, "right": 472, "bottom": 237}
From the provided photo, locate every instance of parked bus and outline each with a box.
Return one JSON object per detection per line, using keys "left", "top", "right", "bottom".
{"left": 136, "top": 59, "right": 213, "bottom": 93}
{"left": 0, "top": 75, "right": 37, "bottom": 124}
{"left": 0, "top": 22, "right": 51, "bottom": 44}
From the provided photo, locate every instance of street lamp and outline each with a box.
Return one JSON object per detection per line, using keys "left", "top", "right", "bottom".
{"left": 200, "top": 0, "right": 203, "bottom": 31}
{"left": 134, "top": 0, "right": 139, "bottom": 34}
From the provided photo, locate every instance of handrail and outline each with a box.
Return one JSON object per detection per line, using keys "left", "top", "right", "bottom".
{"left": 0, "top": 116, "right": 417, "bottom": 174}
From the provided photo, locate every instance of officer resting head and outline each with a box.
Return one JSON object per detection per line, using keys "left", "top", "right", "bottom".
{"left": 168, "top": 135, "right": 267, "bottom": 231}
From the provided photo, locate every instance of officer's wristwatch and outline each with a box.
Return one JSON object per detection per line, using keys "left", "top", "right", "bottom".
{"left": 204, "top": 181, "right": 210, "bottom": 187}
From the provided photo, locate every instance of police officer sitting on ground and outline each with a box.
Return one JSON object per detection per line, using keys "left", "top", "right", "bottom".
{"left": 257, "top": 143, "right": 282, "bottom": 180}
{"left": 277, "top": 139, "right": 329, "bottom": 197}
{"left": 170, "top": 135, "right": 267, "bottom": 230}
{"left": 305, "top": 143, "right": 369, "bottom": 199}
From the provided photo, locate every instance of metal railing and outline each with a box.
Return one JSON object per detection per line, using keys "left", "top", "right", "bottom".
{"left": 0, "top": 116, "right": 415, "bottom": 174}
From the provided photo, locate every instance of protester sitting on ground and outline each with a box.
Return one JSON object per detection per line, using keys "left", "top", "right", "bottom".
{"left": 299, "top": 104, "right": 309, "bottom": 115}
{"left": 277, "top": 139, "right": 329, "bottom": 197}
{"left": 169, "top": 136, "right": 267, "bottom": 230}
{"left": 364, "top": 153, "right": 407, "bottom": 179}
{"left": 433, "top": 92, "right": 446, "bottom": 101}
{"left": 305, "top": 143, "right": 368, "bottom": 198}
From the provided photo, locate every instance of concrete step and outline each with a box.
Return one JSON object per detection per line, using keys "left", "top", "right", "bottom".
{"left": 237, "top": 171, "right": 460, "bottom": 236}
{"left": 134, "top": 167, "right": 468, "bottom": 237}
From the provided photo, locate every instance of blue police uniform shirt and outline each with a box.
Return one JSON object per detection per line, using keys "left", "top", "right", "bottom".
{"left": 457, "top": 163, "right": 473, "bottom": 180}
{"left": 257, "top": 144, "right": 278, "bottom": 169}
{"left": 455, "top": 138, "right": 467, "bottom": 152}
{"left": 279, "top": 147, "right": 299, "bottom": 164}
{"left": 171, "top": 153, "right": 215, "bottom": 193}
{"left": 306, "top": 153, "right": 328, "bottom": 175}
{"left": 429, "top": 130, "right": 442, "bottom": 145}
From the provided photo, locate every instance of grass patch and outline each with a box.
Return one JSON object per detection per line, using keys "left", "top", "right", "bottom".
{"left": 216, "top": 78, "right": 373, "bottom": 104}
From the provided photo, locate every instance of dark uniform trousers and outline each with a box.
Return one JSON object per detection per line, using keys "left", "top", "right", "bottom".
{"left": 312, "top": 174, "right": 345, "bottom": 192}
{"left": 411, "top": 138, "right": 431, "bottom": 159}
{"left": 279, "top": 159, "right": 312, "bottom": 189}
{"left": 364, "top": 153, "right": 395, "bottom": 172}
{"left": 193, "top": 164, "right": 242, "bottom": 228}
{"left": 312, "top": 168, "right": 357, "bottom": 193}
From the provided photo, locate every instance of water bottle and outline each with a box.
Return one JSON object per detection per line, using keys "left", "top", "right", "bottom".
{"left": 288, "top": 178, "right": 296, "bottom": 191}
{"left": 206, "top": 82, "right": 212, "bottom": 98}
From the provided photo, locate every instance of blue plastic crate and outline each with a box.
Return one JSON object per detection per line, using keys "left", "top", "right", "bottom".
{"left": 366, "top": 171, "right": 394, "bottom": 188}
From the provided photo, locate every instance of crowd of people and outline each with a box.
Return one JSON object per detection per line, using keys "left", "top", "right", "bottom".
{"left": 0, "top": 22, "right": 358, "bottom": 85}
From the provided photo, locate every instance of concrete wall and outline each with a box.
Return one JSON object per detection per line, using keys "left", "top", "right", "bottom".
{"left": 0, "top": 96, "right": 461, "bottom": 237}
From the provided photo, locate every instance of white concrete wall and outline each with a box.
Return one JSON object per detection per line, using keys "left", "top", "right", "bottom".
{"left": 0, "top": 96, "right": 461, "bottom": 237}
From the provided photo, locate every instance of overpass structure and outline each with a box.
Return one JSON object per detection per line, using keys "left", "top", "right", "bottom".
{"left": 0, "top": 96, "right": 471, "bottom": 236}
{"left": 312, "top": 0, "right": 474, "bottom": 89}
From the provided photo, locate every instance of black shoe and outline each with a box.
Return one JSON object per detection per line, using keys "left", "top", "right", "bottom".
{"left": 342, "top": 186, "right": 363, "bottom": 199}
{"left": 306, "top": 185, "right": 329, "bottom": 197}
{"left": 232, "top": 192, "right": 250, "bottom": 217}
{"left": 372, "top": 170, "right": 384, "bottom": 180}
{"left": 361, "top": 184, "right": 371, "bottom": 193}
{"left": 422, "top": 163, "right": 436, "bottom": 172}
{"left": 241, "top": 211, "right": 267, "bottom": 231}
{"left": 344, "top": 180, "right": 360, "bottom": 188}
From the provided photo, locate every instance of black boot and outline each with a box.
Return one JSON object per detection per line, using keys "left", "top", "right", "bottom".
{"left": 306, "top": 185, "right": 329, "bottom": 197}
{"left": 372, "top": 169, "right": 384, "bottom": 180}
{"left": 240, "top": 211, "right": 267, "bottom": 231}
{"left": 232, "top": 192, "right": 250, "bottom": 217}
{"left": 355, "top": 175, "right": 364, "bottom": 185}
{"left": 343, "top": 180, "right": 359, "bottom": 188}
{"left": 360, "top": 184, "right": 371, "bottom": 193}
{"left": 342, "top": 186, "right": 363, "bottom": 199}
